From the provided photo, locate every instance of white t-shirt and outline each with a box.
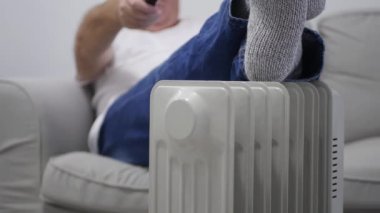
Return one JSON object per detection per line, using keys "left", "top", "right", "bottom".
{"left": 88, "top": 17, "right": 205, "bottom": 153}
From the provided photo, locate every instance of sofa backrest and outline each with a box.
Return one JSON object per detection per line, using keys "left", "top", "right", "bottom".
{"left": 319, "top": 11, "right": 380, "bottom": 143}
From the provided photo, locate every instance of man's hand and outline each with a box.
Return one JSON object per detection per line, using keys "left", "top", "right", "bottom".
{"left": 118, "top": 0, "right": 161, "bottom": 29}
{"left": 75, "top": 0, "right": 162, "bottom": 84}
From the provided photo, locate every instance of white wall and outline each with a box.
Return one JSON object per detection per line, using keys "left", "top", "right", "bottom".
{"left": 181, "top": 0, "right": 221, "bottom": 19}
{"left": 0, "top": 0, "right": 103, "bottom": 79}
{"left": 0, "top": 0, "right": 221, "bottom": 79}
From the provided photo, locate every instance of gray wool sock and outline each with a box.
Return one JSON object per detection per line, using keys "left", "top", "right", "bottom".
{"left": 307, "top": 0, "right": 326, "bottom": 20}
{"left": 244, "top": 0, "right": 308, "bottom": 81}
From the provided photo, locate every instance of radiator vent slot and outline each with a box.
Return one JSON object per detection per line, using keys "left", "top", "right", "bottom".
{"left": 331, "top": 137, "right": 340, "bottom": 200}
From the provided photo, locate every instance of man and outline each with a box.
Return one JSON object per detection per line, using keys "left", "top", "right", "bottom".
{"left": 75, "top": 0, "right": 181, "bottom": 83}
{"left": 75, "top": 0, "right": 325, "bottom": 167}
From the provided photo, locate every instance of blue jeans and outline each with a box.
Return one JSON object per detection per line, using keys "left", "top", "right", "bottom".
{"left": 98, "top": 0, "right": 325, "bottom": 167}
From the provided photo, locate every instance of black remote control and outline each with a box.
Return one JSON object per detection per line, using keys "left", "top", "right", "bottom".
{"left": 146, "top": 0, "right": 157, "bottom": 6}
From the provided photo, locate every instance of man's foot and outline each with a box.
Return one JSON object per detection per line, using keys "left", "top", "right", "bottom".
{"left": 244, "top": 0, "right": 308, "bottom": 81}
{"left": 307, "top": 0, "right": 326, "bottom": 20}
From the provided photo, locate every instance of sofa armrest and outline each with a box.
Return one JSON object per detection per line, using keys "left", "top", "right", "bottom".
{"left": 0, "top": 78, "right": 94, "bottom": 212}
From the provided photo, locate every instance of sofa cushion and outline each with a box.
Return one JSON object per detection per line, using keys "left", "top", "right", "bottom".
{"left": 344, "top": 137, "right": 380, "bottom": 209}
{"left": 0, "top": 80, "right": 41, "bottom": 212}
{"left": 41, "top": 152, "right": 149, "bottom": 213}
{"left": 318, "top": 11, "right": 380, "bottom": 142}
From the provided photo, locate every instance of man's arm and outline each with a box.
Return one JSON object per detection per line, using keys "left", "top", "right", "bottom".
{"left": 75, "top": 0, "right": 160, "bottom": 83}
{"left": 75, "top": 0, "right": 121, "bottom": 83}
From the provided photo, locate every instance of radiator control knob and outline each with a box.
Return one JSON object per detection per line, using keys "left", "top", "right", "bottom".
{"left": 165, "top": 91, "right": 206, "bottom": 141}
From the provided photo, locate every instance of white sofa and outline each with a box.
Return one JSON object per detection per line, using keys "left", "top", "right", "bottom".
{"left": 319, "top": 10, "right": 380, "bottom": 212}
{"left": 1, "top": 10, "right": 380, "bottom": 213}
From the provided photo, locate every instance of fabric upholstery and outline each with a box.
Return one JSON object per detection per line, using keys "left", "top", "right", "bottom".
{"left": 344, "top": 137, "right": 380, "bottom": 209}
{"left": 43, "top": 204, "right": 83, "bottom": 213}
{"left": 0, "top": 79, "right": 93, "bottom": 213}
{"left": 12, "top": 79, "right": 93, "bottom": 167}
{"left": 345, "top": 210, "right": 380, "bottom": 213}
{"left": 0, "top": 80, "right": 41, "bottom": 213}
{"left": 41, "top": 152, "right": 149, "bottom": 213}
{"left": 319, "top": 11, "right": 380, "bottom": 143}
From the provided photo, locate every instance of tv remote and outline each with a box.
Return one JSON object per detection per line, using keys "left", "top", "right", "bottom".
{"left": 145, "top": 0, "right": 157, "bottom": 6}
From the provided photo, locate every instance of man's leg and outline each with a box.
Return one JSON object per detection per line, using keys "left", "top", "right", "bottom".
{"left": 99, "top": 0, "right": 249, "bottom": 167}
{"left": 99, "top": 0, "right": 326, "bottom": 167}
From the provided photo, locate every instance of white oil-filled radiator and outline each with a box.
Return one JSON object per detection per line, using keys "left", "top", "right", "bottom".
{"left": 149, "top": 81, "right": 344, "bottom": 213}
